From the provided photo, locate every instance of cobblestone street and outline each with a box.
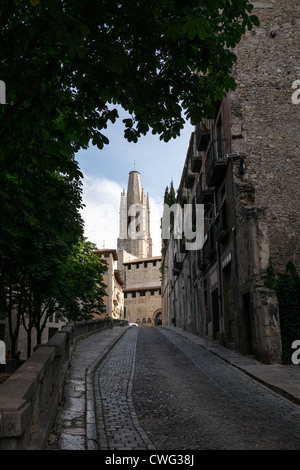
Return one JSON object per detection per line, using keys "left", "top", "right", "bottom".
{"left": 47, "top": 326, "right": 300, "bottom": 451}
{"left": 133, "top": 328, "right": 299, "bottom": 450}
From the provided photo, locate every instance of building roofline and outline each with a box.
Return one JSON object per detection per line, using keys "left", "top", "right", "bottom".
{"left": 93, "top": 249, "right": 118, "bottom": 261}
{"left": 123, "top": 255, "right": 162, "bottom": 265}
{"left": 124, "top": 285, "right": 161, "bottom": 292}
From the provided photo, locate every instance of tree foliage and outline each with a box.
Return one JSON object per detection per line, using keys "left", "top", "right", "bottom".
{"left": 0, "top": 0, "right": 259, "bottom": 156}
{"left": 266, "top": 260, "right": 300, "bottom": 363}
{"left": 54, "top": 240, "right": 107, "bottom": 323}
{"left": 0, "top": 0, "right": 259, "bottom": 357}
{"left": 164, "top": 180, "right": 176, "bottom": 207}
{"left": 276, "top": 262, "right": 300, "bottom": 363}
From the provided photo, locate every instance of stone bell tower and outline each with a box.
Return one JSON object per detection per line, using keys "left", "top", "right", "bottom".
{"left": 117, "top": 171, "right": 152, "bottom": 274}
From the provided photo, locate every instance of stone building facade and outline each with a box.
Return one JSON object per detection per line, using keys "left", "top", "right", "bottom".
{"left": 118, "top": 171, "right": 162, "bottom": 326}
{"left": 93, "top": 249, "right": 125, "bottom": 320}
{"left": 162, "top": 0, "right": 300, "bottom": 364}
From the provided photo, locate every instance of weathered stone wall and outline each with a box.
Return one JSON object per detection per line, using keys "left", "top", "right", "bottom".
{"left": 124, "top": 288, "right": 162, "bottom": 325}
{"left": 0, "top": 318, "right": 120, "bottom": 450}
{"left": 159, "top": 0, "right": 299, "bottom": 364}
{"left": 123, "top": 257, "right": 162, "bottom": 289}
{"left": 231, "top": 0, "right": 300, "bottom": 274}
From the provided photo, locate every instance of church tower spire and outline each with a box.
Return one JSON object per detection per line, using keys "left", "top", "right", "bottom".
{"left": 117, "top": 170, "right": 152, "bottom": 273}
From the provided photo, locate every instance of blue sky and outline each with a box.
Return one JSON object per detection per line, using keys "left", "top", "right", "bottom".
{"left": 75, "top": 107, "right": 193, "bottom": 256}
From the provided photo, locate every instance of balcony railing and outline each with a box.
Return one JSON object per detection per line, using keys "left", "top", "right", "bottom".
{"left": 191, "top": 151, "right": 201, "bottom": 173}
{"left": 184, "top": 163, "right": 195, "bottom": 189}
{"left": 205, "top": 139, "right": 227, "bottom": 187}
{"left": 197, "top": 248, "right": 207, "bottom": 272}
{"left": 195, "top": 174, "right": 214, "bottom": 207}
{"left": 203, "top": 225, "right": 216, "bottom": 261}
{"left": 215, "top": 203, "right": 230, "bottom": 243}
{"left": 195, "top": 123, "right": 211, "bottom": 152}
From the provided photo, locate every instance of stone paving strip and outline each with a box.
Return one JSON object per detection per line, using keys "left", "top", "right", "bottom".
{"left": 47, "top": 326, "right": 128, "bottom": 450}
{"left": 90, "top": 327, "right": 155, "bottom": 450}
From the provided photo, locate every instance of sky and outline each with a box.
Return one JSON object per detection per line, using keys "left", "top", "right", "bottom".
{"left": 75, "top": 107, "right": 193, "bottom": 257}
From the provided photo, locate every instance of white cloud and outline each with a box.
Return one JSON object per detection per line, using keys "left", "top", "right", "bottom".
{"left": 80, "top": 175, "right": 121, "bottom": 250}
{"left": 148, "top": 196, "right": 163, "bottom": 257}
{"left": 80, "top": 174, "right": 163, "bottom": 256}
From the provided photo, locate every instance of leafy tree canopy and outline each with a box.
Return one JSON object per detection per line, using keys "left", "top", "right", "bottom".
{"left": 0, "top": 0, "right": 259, "bottom": 161}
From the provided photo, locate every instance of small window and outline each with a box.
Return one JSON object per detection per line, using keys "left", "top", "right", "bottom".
{"left": 132, "top": 292, "right": 136, "bottom": 298}
{"left": 127, "top": 264, "right": 131, "bottom": 270}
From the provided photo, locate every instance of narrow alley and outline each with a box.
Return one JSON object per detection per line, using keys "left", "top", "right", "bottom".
{"left": 47, "top": 326, "right": 300, "bottom": 451}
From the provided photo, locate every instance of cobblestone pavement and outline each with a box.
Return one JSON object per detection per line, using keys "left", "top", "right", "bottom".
{"left": 47, "top": 325, "right": 300, "bottom": 450}
{"left": 133, "top": 327, "right": 299, "bottom": 450}
{"left": 92, "top": 327, "right": 155, "bottom": 450}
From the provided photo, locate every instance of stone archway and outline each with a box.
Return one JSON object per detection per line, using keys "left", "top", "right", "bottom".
{"left": 154, "top": 309, "right": 162, "bottom": 326}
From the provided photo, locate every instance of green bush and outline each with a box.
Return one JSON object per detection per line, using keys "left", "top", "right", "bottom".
{"left": 267, "top": 260, "right": 300, "bottom": 362}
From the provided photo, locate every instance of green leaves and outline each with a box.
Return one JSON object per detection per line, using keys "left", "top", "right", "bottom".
{"left": 182, "top": 15, "right": 207, "bottom": 41}
{"left": 0, "top": 0, "right": 260, "bottom": 355}
{"left": 0, "top": 0, "right": 259, "bottom": 153}
{"left": 56, "top": 240, "right": 108, "bottom": 321}
{"left": 92, "top": 132, "right": 110, "bottom": 149}
{"left": 270, "top": 261, "right": 300, "bottom": 362}
{"left": 165, "top": 13, "right": 208, "bottom": 41}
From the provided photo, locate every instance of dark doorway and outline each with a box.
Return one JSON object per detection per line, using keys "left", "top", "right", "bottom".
{"left": 155, "top": 311, "right": 162, "bottom": 325}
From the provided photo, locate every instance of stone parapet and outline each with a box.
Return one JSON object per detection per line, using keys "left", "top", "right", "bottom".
{"left": 0, "top": 318, "right": 115, "bottom": 450}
